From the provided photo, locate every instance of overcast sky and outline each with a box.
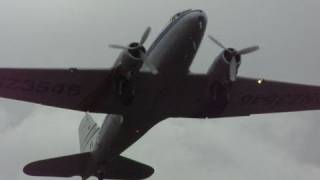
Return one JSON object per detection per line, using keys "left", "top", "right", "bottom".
{"left": 1, "top": 0, "right": 320, "bottom": 180}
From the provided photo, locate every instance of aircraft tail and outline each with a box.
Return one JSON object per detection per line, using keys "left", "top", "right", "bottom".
{"left": 79, "top": 113, "right": 100, "bottom": 152}
{"left": 23, "top": 153, "right": 154, "bottom": 179}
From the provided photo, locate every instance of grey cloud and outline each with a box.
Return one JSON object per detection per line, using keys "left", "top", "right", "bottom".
{"left": 242, "top": 112, "right": 320, "bottom": 166}
{"left": 0, "top": 99, "right": 34, "bottom": 133}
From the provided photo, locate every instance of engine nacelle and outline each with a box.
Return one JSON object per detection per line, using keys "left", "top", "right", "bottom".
{"left": 111, "top": 43, "right": 147, "bottom": 105}
{"left": 205, "top": 49, "right": 241, "bottom": 114}
{"left": 207, "top": 48, "right": 241, "bottom": 84}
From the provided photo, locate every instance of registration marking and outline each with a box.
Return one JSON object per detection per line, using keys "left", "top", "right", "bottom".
{"left": 0, "top": 77, "right": 81, "bottom": 97}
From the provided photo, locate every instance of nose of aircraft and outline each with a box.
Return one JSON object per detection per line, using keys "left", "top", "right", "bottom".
{"left": 190, "top": 9, "right": 207, "bottom": 32}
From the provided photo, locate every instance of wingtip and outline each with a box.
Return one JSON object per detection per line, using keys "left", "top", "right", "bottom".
{"left": 23, "top": 161, "right": 37, "bottom": 176}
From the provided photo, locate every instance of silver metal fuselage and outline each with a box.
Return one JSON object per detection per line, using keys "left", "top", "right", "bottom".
{"left": 94, "top": 10, "right": 207, "bottom": 161}
{"left": 147, "top": 10, "right": 207, "bottom": 76}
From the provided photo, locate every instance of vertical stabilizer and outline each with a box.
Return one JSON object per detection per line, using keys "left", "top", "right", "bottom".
{"left": 79, "top": 113, "right": 100, "bottom": 152}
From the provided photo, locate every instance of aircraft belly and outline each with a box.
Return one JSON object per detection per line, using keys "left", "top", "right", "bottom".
{"left": 95, "top": 113, "right": 160, "bottom": 161}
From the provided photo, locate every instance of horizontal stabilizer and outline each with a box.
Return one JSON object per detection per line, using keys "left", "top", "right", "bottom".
{"left": 23, "top": 152, "right": 92, "bottom": 178}
{"left": 23, "top": 153, "right": 154, "bottom": 179}
{"left": 102, "top": 155, "right": 154, "bottom": 179}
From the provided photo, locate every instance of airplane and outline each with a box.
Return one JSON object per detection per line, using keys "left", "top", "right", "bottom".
{"left": 0, "top": 9, "right": 320, "bottom": 180}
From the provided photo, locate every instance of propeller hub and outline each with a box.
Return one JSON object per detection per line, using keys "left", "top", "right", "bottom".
{"left": 128, "top": 42, "right": 146, "bottom": 59}
{"left": 223, "top": 49, "right": 241, "bottom": 64}
{"left": 108, "top": 27, "right": 158, "bottom": 74}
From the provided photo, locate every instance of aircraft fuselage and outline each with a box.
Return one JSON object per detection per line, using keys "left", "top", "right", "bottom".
{"left": 147, "top": 9, "right": 207, "bottom": 76}
{"left": 95, "top": 9, "right": 207, "bottom": 161}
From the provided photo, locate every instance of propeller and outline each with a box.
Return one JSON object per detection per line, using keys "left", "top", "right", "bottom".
{"left": 229, "top": 56, "right": 238, "bottom": 81}
{"left": 140, "top": 52, "right": 158, "bottom": 74}
{"left": 208, "top": 35, "right": 259, "bottom": 55}
{"left": 208, "top": 35, "right": 259, "bottom": 81}
{"left": 109, "top": 27, "right": 152, "bottom": 50}
{"left": 208, "top": 35, "right": 226, "bottom": 50}
{"left": 238, "top": 46, "right": 260, "bottom": 55}
{"left": 109, "top": 27, "right": 158, "bottom": 74}
{"left": 140, "top": 26, "right": 151, "bottom": 45}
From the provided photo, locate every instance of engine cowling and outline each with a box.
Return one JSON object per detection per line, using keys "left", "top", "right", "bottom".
{"left": 207, "top": 35, "right": 259, "bottom": 83}
{"left": 109, "top": 27, "right": 157, "bottom": 75}
{"left": 207, "top": 48, "right": 241, "bottom": 84}
{"left": 113, "top": 42, "right": 146, "bottom": 76}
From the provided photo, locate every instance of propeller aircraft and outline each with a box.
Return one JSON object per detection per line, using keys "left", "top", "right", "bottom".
{"left": 0, "top": 9, "right": 319, "bottom": 180}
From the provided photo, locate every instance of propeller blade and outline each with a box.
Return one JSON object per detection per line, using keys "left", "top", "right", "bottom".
{"left": 110, "top": 26, "right": 151, "bottom": 51}
{"left": 144, "top": 60, "right": 158, "bottom": 74}
{"left": 238, "top": 46, "right": 260, "bottom": 55}
{"left": 140, "top": 53, "right": 158, "bottom": 74}
{"left": 109, "top": 44, "right": 131, "bottom": 50}
{"left": 208, "top": 35, "right": 226, "bottom": 50}
{"left": 140, "top": 27, "right": 152, "bottom": 45}
{"left": 229, "top": 58, "right": 237, "bottom": 82}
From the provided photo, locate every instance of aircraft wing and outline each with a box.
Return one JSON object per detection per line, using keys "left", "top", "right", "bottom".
{"left": 168, "top": 75, "right": 320, "bottom": 118}
{"left": 0, "top": 68, "right": 153, "bottom": 114}
{"left": 2, "top": 68, "right": 319, "bottom": 118}
{"left": 211, "top": 77, "right": 320, "bottom": 117}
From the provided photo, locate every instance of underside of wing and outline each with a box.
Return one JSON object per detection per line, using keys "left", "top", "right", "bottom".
{"left": 167, "top": 74, "right": 320, "bottom": 118}
{"left": 0, "top": 68, "right": 155, "bottom": 114}
{"left": 219, "top": 77, "right": 320, "bottom": 117}
{"left": 0, "top": 68, "right": 114, "bottom": 112}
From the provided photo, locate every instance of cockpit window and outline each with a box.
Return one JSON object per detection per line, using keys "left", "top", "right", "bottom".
{"left": 170, "top": 13, "right": 181, "bottom": 22}
{"left": 170, "top": 9, "right": 192, "bottom": 23}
